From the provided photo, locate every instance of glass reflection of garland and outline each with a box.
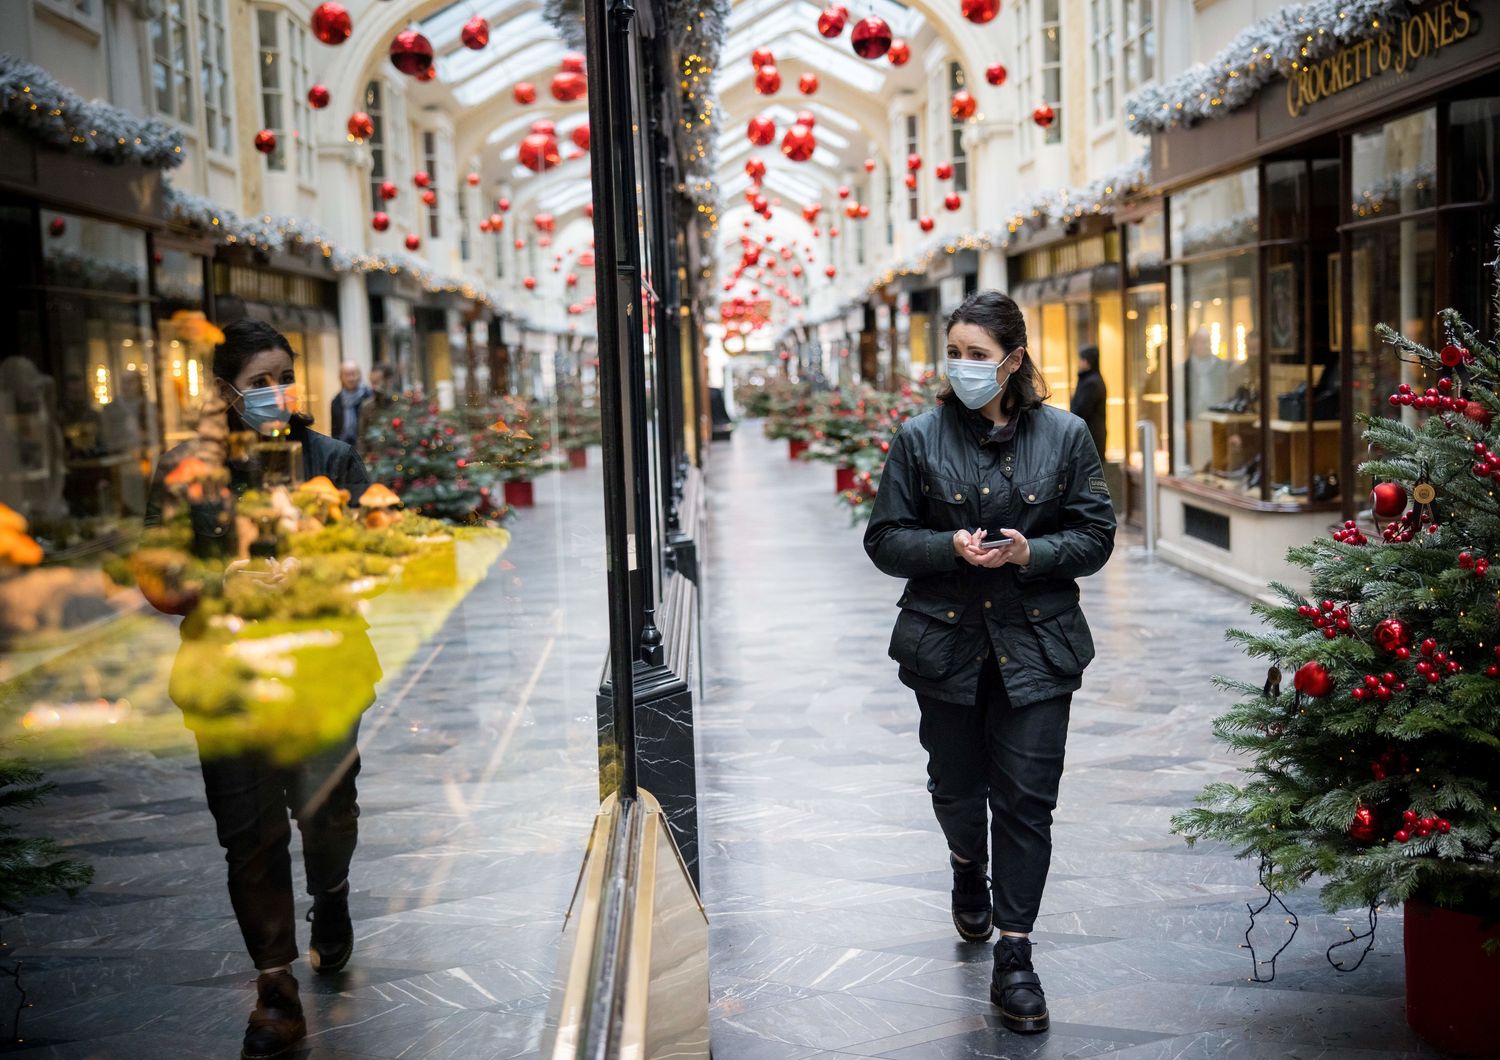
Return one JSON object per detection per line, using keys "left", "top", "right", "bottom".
{"left": 1178, "top": 215, "right": 1259, "bottom": 257}
{"left": 41, "top": 247, "right": 146, "bottom": 295}
{"left": 1350, "top": 163, "right": 1436, "bottom": 219}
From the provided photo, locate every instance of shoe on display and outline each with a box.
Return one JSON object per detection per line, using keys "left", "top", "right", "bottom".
{"left": 241, "top": 970, "right": 306, "bottom": 1060}
{"left": 307, "top": 880, "right": 354, "bottom": 975}
{"left": 990, "top": 935, "right": 1048, "bottom": 1034}
{"left": 949, "top": 853, "right": 993, "bottom": 942}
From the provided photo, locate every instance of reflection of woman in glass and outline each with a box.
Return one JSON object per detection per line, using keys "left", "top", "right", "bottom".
{"left": 145, "top": 320, "right": 373, "bottom": 1060}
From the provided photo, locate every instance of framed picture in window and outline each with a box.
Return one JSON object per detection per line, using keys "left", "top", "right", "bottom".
{"left": 1267, "top": 261, "right": 1298, "bottom": 355}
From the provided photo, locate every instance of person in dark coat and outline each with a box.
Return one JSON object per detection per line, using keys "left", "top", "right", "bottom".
{"left": 864, "top": 291, "right": 1116, "bottom": 1037}
{"left": 328, "top": 361, "right": 373, "bottom": 451}
{"left": 145, "top": 320, "right": 373, "bottom": 1060}
{"left": 1070, "top": 344, "right": 1107, "bottom": 460}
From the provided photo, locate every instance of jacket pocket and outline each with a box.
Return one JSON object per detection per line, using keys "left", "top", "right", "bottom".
{"left": 889, "top": 592, "right": 969, "bottom": 682}
{"left": 1023, "top": 595, "right": 1095, "bottom": 676}
{"left": 920, "top": 474, "right": 974, "bottom": 527}
{"left": 1014, "top": 468, "right": 1068, "bottom": 528}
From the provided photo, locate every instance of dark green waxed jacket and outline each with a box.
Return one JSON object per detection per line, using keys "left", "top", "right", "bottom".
{"left": 863, "top": 399, "right": 1116, "bottom": 708}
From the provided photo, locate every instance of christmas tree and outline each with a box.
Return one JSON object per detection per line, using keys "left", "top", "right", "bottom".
{"left": 1175, "top": 244, "right": 1500, "bottom": 923}
{"left": 362, "top": 395, "right": 507, "bottom": 523}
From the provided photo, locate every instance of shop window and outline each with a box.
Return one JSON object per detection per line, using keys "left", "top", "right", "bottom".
{"left": 1122, "top": 0, "right": 1154, "bottom": 91}
{"left": 1448, "top": 98, "right": 1500, "bottom": 206}
{"left": 1017, "top": 0, "right": 1064, "bottom": 146}
{"left": 1089, "top": 0, "right": 1116, "bottom": 127}
{"left": 152, "top": 248, "right": 210, "bottom": 448}
{"left": 458, "top": 181, "right": 471, "bottom": 263}
{"left": 1350, "top": 108, "right": 1435, "bottom": 218}
{"left": 1125, "top": 287, "right": 1167, "bottom": 473}
{"left": 949, "top": 62, "right": 969, "bottom": 192}
{"left": 1040, "top": 0, "right": 1063, "bottom": 145}
{"left": 256, "top": 10, "right": 315, "bottom": 180}
{"left": 199, "top": 0, "right": 233, "bottom": 155}
{"left": 905, "top": 114, "right": 919, "bottom": 221}
{"left": 152, "top": 0, "right": 194, "bottom": 125}
{"left": 365, "top": 81, "right": 387, "bottom": 212}
{"left": 424, "top": 131, "right": 441, "bottom": 239}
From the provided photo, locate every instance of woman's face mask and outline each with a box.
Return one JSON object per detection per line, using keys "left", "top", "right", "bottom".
{"left": 946, "top": 349, "right": 1019, "bottom": 410}
{"left": 230, "top": 383, "right": 294, "bottom": 435}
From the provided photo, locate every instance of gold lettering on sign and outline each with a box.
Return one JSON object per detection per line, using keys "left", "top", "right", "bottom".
{"left": 1286, "top": 0, "right": 1474, "bottom": 117}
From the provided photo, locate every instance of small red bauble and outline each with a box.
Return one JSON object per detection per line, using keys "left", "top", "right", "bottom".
{"left": 1370, "top": 481, "right": 1407, "bottom": 518}
{"left": 1033, "top": 103, "right": 1056, "bottom": 128}
{"left": 561, "top": 51, "right": 586, "bottom": 74}
{"left": 825, "top": 265, "right": 837, "bottom": 278}
{"left": 1292, "top": 660, "right": 1335, "bottom": 698}
{"left": 1372, "top": 617, "right": 1410, "bottom": 653}
{"left": 514, "top": 82, "right": 537, "bottom": 105}
{"left": 944, "top": 193, "right": 962, "bottom": 211}
{"left": 47, "top": 216, "right": 65, "bottom": 237}
{"left": 253, "top": 128, "right": 277, "bottom": 155}
{"left": 1348, "top": 806, "right": 1377, "bottom": 843}
{"left": 751, "top": 47, "right": 775, "bottom": 69}
{"left": 371, "top": 212, "right": 390, "bottom": 232}
{"left": 514, "top": 238, "right": 526, "bottom": 250}
{"left": 347, "top": 111, "right": 374, "bottom": 139}
{"left": 816, "top": 6, "right": 846, "bottom": 36}
{"left": 1439, "top": 343, "right": 1466, "bottom": 367}
{"left": 904, "top": 173, "right": 918, "bottom": 190}
{"left": 460, "top": 15, "right": 489, "bottom": 49}
{"left": 747, "top": 116, "right": 776, "bottom": 146}
{"left": 413, "top": 170, "right": 431, "bottom": 188}
{"left": 498, "top": 197, "right": 511, "bottom": 212}
{"left": 918, "top": 215, "right": 935, "bottom": 232}
{"left": 572, "top": 123, "right": 591, "bottom": 150}
{"left": 962, "top": 0, "right": 1001, "bottom": 23}
{"left": 887, "top": 38, "right": 911, "bottom": 66}
{"left": 863, "top": 157, "right": 876, "bottom": 173}
{"left": 466, "top": 172, "right": 481, "bottom": 186}
{"left": 534, "top": 212, "right": 556, "bottom": 233}
{"left": 781, "top": 123, "right": 816, "bottom": 162}
{"left": 986, "top": 63, "right": 1008, "bottom": 86}
{"left": 1465, "top": 401, "right": 1494, "bottom": 427}
{"left": 379, "top": 181, "right": 398, "bottom": 201}
{"left": 523, "top": 276, "right": 537, "bottom": 290}
{"left": 907, "top": 153, "right": 923, "bottom": 172}
{"left": 404, "top": 233, "right": 421, "bottom": 251}
{"left": 802, "top": 204, "right": 820, "bottom": 222}
{"left": 565, "top": 272, "right": 578, "bottom": 287}
{"left": 519, "top": 131, "right": 561, "bottom": 172}
{"left": 935, "top": 162, "right": 954, "bottom": 181}
{"left": 307, "top": 83, "right": 330, "bottom": 109}
{"left": 310, "top": 2, "right": 351, "bottom": 45}
{"left": 850, "top": 15, "right": 892, "bottom": 59}
{"left": 799, "top": 73, "right": 820, "bottom": 95}
{"left": 951, "top": 91, "right": 977, "bottom": 120}
{"left": 795, "top": 109, "right": 816, "bottom": 128}
{"left": 745, "top": 158, "right": 766, "bottom": 181}
{"left": 390, "top": 30, "right": 434, "bottom": 78}
{"left": 551, "top": 71, "right": 587, "bottom": 101}
{"left": 837, "top": 185, "right": 851, "bottom": 199}
{"left": 421, "top": 189, "right": 437, "bottom": 207}
{"left": 858, "top": 204, "right": 870, "bottom": 218}
{"left": 755, "top": 64, "right": 781, "bottom": 94}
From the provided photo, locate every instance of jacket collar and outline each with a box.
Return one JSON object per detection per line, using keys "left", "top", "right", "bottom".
{"left": 950, "top": 398, "right": 1025, "bottom": 448}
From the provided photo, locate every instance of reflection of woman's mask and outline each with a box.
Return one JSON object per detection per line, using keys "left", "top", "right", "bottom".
{"left": 231, "top": 384, "right": 294, "bottom": 435}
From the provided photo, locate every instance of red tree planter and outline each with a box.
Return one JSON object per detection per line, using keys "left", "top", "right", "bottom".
{"left": 835, "top": 465, "right": 856, "bottom": 492}
{"left": 1404, "top": 899, "right": 1500, "bottom": 1057}
{"left": 503, "top": 480, "right": 534, "bottom": 508}
{"left": 788, "top": 439, "right": 809, "bottom": 460}
{"left": 567, "top": 448, "right": 588, "bottom": 469}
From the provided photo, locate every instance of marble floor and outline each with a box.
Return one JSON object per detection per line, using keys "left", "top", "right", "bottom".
{"left": 698, "top": 423, "right": 1437, "bottom": 1059}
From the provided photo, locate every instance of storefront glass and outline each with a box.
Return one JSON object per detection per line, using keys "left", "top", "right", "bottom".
{"left": 1124, "top": 213, "right": 1167, "bottom": 477}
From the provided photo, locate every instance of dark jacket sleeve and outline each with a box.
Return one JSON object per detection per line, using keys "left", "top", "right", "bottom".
{"left": 329, "top": 395, "right": 344, "bottom": 442}
{"left": 863, "top": 425, "right": 962, "bottom": 579}
{"left": 1019, "top": 419, "right": 1116, "bottom": 582}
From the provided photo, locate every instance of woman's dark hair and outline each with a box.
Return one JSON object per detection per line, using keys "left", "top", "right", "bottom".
{"left": 940, "top": 289, "right": 1049, "bottom": 415}
{"left": 1078, "top": 344, "right": 1099, "bottom": 371}
{"left": 213, "top": 319, "right": 295, "bottom": 383}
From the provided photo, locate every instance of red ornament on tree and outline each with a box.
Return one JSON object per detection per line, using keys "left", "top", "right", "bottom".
{"left": 799, "top": 73, "right": 820, "bottom": 95}
{"left": 498, "top": 197, "right": 511, "bottom": 212}
{"left": 310, "top": 2, "right": 351, "bottom": 45}
{"left": 850, "top": 16, "right": 892, "bottom": 59}
{"left": 802, "top": 204, "right": 821, "bottom": 222}
{"left": 944, "top": 193, "right": 962, "bottom": 211}
{"left": 1370, "top": 482, "right": 1408, "bottom": 518}
{"left": 519, "top": 131, "right": 561, "bottom": 172}
{"left": 347, "top": 111, "right": 374, "bottom": 140}
{"left": 1293, "top": 660, "right": 1335, "bottom": 698}
{"left": 918, "top": 215, "right": 935, "bottom": 232}
{"left": 755, "top": 65, "right": 782, "bottom": 95}
{"left": 1348, "top": 805, "right": 1378, "bottom": 843}
{"left": 986, "top": 63, "right": 1008, "bottom": 86}
{"left": 751, "top": 47, "right": 775, "bottom": 69}
{"left": 371, "top": 212, "right": 390, "bottom": 232}
{"left": 551, "top": 71, "right": 587, "bottom": 102}
{"left": 1033, "top": 103, "right": 1056, "bottom": 128}
{"left": 390, "top": 30, "right": 434, "bottom": 78}
{"left": 404, "top": 233, "right": 421, "bottom": 251}
{"left": 379, "top": 181, "right": 398, "bottom": 201}
{"left": 461, "top": 15, "right": 489, "bottom": 49}
{"left": 1465, "top": 401, "right": 1493, "bottom": 428}
{"left": 951, "top": 91, "right": 977, "bottom": 120}
{"left": 253, "top": 128, "right": 277, "bottom": 155}
{"left": 747, "top": 116, "right": 776, "bottom": 146}
{"left": 307, "top": 83, "right": 330, "bottom": 109}
{"left": 816, "top": 6, "right": 846, "bottom": 36}
{"left": 796, "top": 109, "right": 817, "bottom": 127}
{"left": 1439, "top": 343, "right": 1466, "bottom": 367}
{"left": 962, "top": 0, "right": 1001, "bottom": 23}
{"left": 1373, "top": 617, "right": 1411, "bottom": 653}
{"left": 781, "top": 123, "right": 816, "bottom": 162}
{"left": 837, "top": 185, "right": 851, "bottom": 199}
{"left": 514, "top": 82, "right": 537, "bottom": 105}
{"left": 886, "top": 38, "right": 911, "bottom": 65}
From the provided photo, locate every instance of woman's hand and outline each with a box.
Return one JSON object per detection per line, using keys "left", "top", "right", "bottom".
{"left": 955, "top": 528, "right": 1031, "bottom": 568}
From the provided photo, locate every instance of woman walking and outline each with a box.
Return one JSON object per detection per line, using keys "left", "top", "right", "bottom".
{"left": 863, "top": 290, "right": 1115, "bottom": 1034}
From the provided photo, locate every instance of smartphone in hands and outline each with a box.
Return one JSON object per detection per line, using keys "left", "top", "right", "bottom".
{"left": 977, "top": 532, "right": 1014, "bottom": 551}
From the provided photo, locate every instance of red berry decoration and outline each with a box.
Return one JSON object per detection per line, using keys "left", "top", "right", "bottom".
{"left": 816, "top": 5, "right": 846, "bottom": 36}
{"left": 253, "top": 128, "right": 277, "bottom": 155}
{"left": 1033, "top": 103, "right": 1056, "bottom": 128}
{"left": 1395, "top": 829, "right": 1411, "bottom": 843}
{"left": 347, "top": 111, "right": 374, "bottom": 140}
{"left": 986, "top": 63, "right": 1008, "bottom": 86}
{"left": 887, "top": 39, "right": 911, "bottom": 66}
{"left": 404, "top": 233, "right": 421, "bottom": 251}
{"left": 747, "top": 116, "right": 776, "bottom": 146}
{"left": 918, "top": 216, "right": 935, "bottom": 232}
{"left": 551, "top": 71, "right": 587, "bottom": 101}
{"left": 781, "top": 123, "right": 816, "bottom": 162}
{"left": 371, "top": 212, "right": 390, "bottom": 232}
{"left": 307, "top": 83, "right": 330, "bottom": 109}
{"left": 751, "top": 47, "right": 775, "bottom": 68}
{"left": 1292, "top": 660, "right": 1335, "bottom": 698}
{"left": 1373, "top": 617, "right": 1410, "bottom": 654}
{"left": 461, "top": 15, "right": 489, "bottom": 49}
{"left": 962, "top": 0, "right": 1001, "bottom": 22}
{"left": 310, "top": 1, "right": 351, "bottom": 45}
{"left": 514, "top": 82, "right": 537, "bottom": 105}
{"left": 799, "top": 73, "right": 820, "bottom": 95}
{"left": 850, "top": 15, "right": 892, "bottom": 59}
{"left": 951, "top": 91, "right": 977, "bottom": 120}
{"left": 390, "top": 30, "right": 434, "bottom": 78}
{"left": 1369, "top": 481, "right": 1407, "bottom": 518}
{"left": 1348, "top": 806, "right": 1377, "bottom": 843}
{"left": 519, "top": 131, "right": 561, "bottom": 172}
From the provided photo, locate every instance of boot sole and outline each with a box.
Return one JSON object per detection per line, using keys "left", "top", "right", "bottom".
{"left": 990, "top": 984, "right": 1049, "bottom": 1034}
{"left": 309, "top": 939, "right": 353, "bottom": 976}
{"left": 241, "top": 1019, "right": 307, "bottom": 1060}
{"left": 952, "top": 910, "right": 994, "bottom": 943}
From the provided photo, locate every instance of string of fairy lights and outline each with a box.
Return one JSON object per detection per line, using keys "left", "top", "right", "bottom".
{"left": 1, "top": 54, "right": 184, "bottom": 167}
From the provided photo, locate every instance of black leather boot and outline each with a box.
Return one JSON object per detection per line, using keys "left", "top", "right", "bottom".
{"left": 990, "top": 935, "right": 1048, "bottom": 1034}
{"left": 242, "top": 969, "right": 306, "bottom": 1060}
{"left": 949, "top": 853, "right": 993, "bottom": 942}
{"left": 307, "top": 880, "right": 353, "bottom": 975}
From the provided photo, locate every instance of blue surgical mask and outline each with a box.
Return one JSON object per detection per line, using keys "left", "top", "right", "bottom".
{"left": 231, "top": 383, "right": 293, "bottom": 435}
{"left": 946, "top": 352, "right": 1017, "bottom": 410}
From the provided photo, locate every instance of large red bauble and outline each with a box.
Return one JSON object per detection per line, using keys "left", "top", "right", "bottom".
{"left": 906, "top": 153, "right": 922, "bottom": 171}
{"left": 799, "top": 73, "right": 819, "bottom": 95}
{"left": 519, "top": 131, "right": 561, "bottom": 172}
{"left": 404, "top": 233, "right": 421, "bottom": 251}
{"left": 253, "top": 128, "right": 277, "bottom": 154}
{"left": 754, "top": 65, "right": 781, "bottom": 95}
{"left": 1348, "top": 805, "right": 1378, "bottom": 843}
{"left": 745, "top": 158, "right": 766, "bottom": 181}
{"left": 1439, "top": 343, "right": 1466, "bottom": 367}
{"left": 421, "top": 189, "right": 437, "bottom": 207}
{"left": 886, "top": 38, "right": 911, "bottom": 65}
{"left": 1373, "top": 617, "right": 1411, "bottom": 653}
{"left": 1465, "top": 401, "right": 1494, "bottom": 427}
{"left": 523, "top": 276, "right": 537, "bottom": 290}
{"left": 307, "top": 83, "right": 330, "bottom": 109}
{"left": 951, "top": 90, "right": 977, "bottom": 120}
{"left": 918, "top": 215, "right": 935, "bottom": 232}
{"left": 572, "top": 123, "right": 591, "bottom": 150}
{"left": 413, "top": 170, "right": 431, "bottom": 188}
{"left": 310, "top": 2, "right": 351, "bottom": 45}
{"left": 461, "top": 15, "right": 489, "bottom": 49}
{"left": 390, "top": 30, "right": 434, "bottom": 78}
{"left": 379, "top": 181, "right": 398, "bottom": 201}
{"left": 371, "top": 212, "right": 389, "bottom": 232}
{"left": 1293, "top": 660, "right": 1335, "bottom": 697}
{"left": 944, "top": 193, "right": 962, "bottom": 211}
{"left": 935, "top": 162, "right": 954, "bottom": 180}
{"left": 551, "top": 71, "right": 587, "bottom": 101}
{"left": 514, "top": 82, "right": 537, "bottom": 105}
{"left": 986, "top": 63, "right": 1009, "bottom": 86}
{"left": 347, "top": 111, "right": 374, "bottom": 139}
{"left": 962, "top": 0, "right": 1000, "bottom": 23}
{"left": 1033, "top": 103, "right": 1056, "bottom": 128}
{"left": 747, "top": 116, "right": 776, "bottom": 146}
{"left": 561, "top": 51, "right": 586, "bottom": 74}
{"left": 750, "top": 47, "right": 775, "bottom": 69}
{"left": 850, "top": 16, "right": 892, "bottom": 59}
{"left": 1370, "top": 482, "right": 1407, "bottom": 518}
{"left": 816, "top": 6, "right": 846, "bottom": 36}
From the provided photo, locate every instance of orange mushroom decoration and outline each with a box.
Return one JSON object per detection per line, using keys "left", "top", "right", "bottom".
{"left": 164, "top": 455, "right": 217, "bottom": 503}
{"left": 0, "top": 503, "right": 42, "bottom": 567}
{"left": 295, "top": 474, "right": 350, "bottom": 522}
{"left": 357, "top": 482, "right": 402, "bottom": 528}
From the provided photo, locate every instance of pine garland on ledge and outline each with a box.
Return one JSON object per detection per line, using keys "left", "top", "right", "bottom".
{"left": 0, "top": 53, "right": 184, "bottom": 168}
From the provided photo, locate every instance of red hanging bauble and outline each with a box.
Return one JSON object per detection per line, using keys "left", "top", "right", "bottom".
{"left": 253, "top": 128, "right": 277, "bottom": 155}
{"left": 1370, "top": 482, "right": 1407, "bottom": 518}
{"left": 962, "top": 0, "right": 1001, "bottom": 24}
{"left": 514, "top": 82, "right": 537, "bottom": 105}
{"left": 551, "top": 71, "right": 588, "bottom": 101}
{"left": 461, "top": 15, "right": 490, "bottom": 49}
{"left": 347, "top": 111, "right": 374, "bottom": 140}
{"left": 566, "top": 272, "right": 579, "bottom": 287}
{"left": 561, "top": 51, "right": 586, "bottom": 74}
{"left": 371, "top": 212, "right": 390, "bottom": 232}
{"left": 751, "top": 194, "right": 769, "bottom": 213}
{"left": 802, "top": 204, "right": 821, "bottom": 222}
{"left": 413, "top": 170, "right": 431, "bottom": 188}
{"left": 310, "top": 2, "right": 351, "bottom": 46}
{"left": 488, "top": 214, "right": 503, "bottom": 230}
{"left": 534, "top": 213, "right": 556, "bottom": 233}
{"left": 538, "top": 235, "right": 552, "bottom": 247}
{"left": 755, "top": 65, "right": 781, "bottom": 95}
{"left": 986, "top": 63, "right": 1008, "bottom": 86}
{"left": 531, "top": 119, "right": 557, "bottom": 135}
{"left": 951, "top": 90, "right": 977, "bottom": 120}
{"left": 836, "top": 185, "right": 851, "bottom": 199}
{"left": 1293, "top": 660, "right": 1335, "bottom": 698}
{"left": 886, "top": 38, "right": 911, "bottom": 66}
{"left": 829, "top": 224, "right": 839, "bottom": 237}
{"left": 935, "top": 162, "right": 954, "bottom": 180}
{"left": 390, "top": 30, "right": 434, "bottom": 78}
{"left": 850, "top": 16, "right": 892, "bottom": 59}
{"left": 523, "top": 276, "right": 537, "bottom": 290}
{"left": 1348, "top": 805, "right": 1378, "bottom": 843}
{"left": 1032, "top": 103, "right": 1056, "bottom": 128}
{"left": 404, "top": 233, "right": 421, "bottom": 251}
{"left": 514, "top": 237, "right": 526, "bottom": 250}
{"left": 906, "top": 153, "right": 922, "bottom": 171}
{"left": 584, "top": 203, "right": 594, "bottom": 219}
{"left": 307, "top": 83, "right": 330, "bottom": 109}
{"left": 519, "top": 131, "right": 561, "bottom": 172}
{"left": 817, "top": 5, "right": 846, "bottom": 35}
{"left": 47, "top": 216, "right": 65, "bottom": 237}
{"left": 904, "top": 173, "right": 918, "bottom": 190}
{"left": 498, "top": 197, "right": 511, "bottom": 212}
{"left": 825, "top": 265, "right": 837, "bottom": 278}
{"left": 1373, "top": 617, "right": 1411, "bottom": 654}
{"left": 379, "top": 181, "right": 398, "bottom": 201}
{"left": 844, "top": 202, "right": 860, "bottom": 219}
{"left": 944, "top": 193, "right": 962, "bottom": 211}
{"left": 918, "top": 215, "right": 935, "bottom": 232}
{"left": 799, "top": 73, "right": 820, "bottom": 95}
{"left": 863, "top": 158, "right": 876, "bottom": 173}
{"left": 467, "top": 172, "right": 481, "bottom": 186}
{"left": 421, "top": 189, "right": 437, "bottom": 207}
{"left": 796, "top": 110, "right": 817, "bottom": 128}
{"left": 857, "top": 204, "right": 870, "bottom": 218}
{"left": 750, "top": 47, "right": 775, "bottom": 69}
{"left": 747, "top": 116, "right": 776, "bottom": 146}
{"left": 571, "top": 123, "right": 591, "bottom": 150}
{"left": 745, "top": 158, "right": 766, "bottom": 181}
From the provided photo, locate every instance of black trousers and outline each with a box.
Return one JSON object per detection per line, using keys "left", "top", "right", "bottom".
{"left": 916, "top": 658, "right": 1070, "bottom": 933}
{"left": 196, "top": 722, "right": 362, "bottom": 970}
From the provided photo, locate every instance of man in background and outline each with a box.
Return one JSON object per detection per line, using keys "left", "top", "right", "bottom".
{"left": 1071, "top": 344, "right": 1107, "bottom": 461}
{"left": 329, "top": 362, "right": 372, "bottom": 452}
